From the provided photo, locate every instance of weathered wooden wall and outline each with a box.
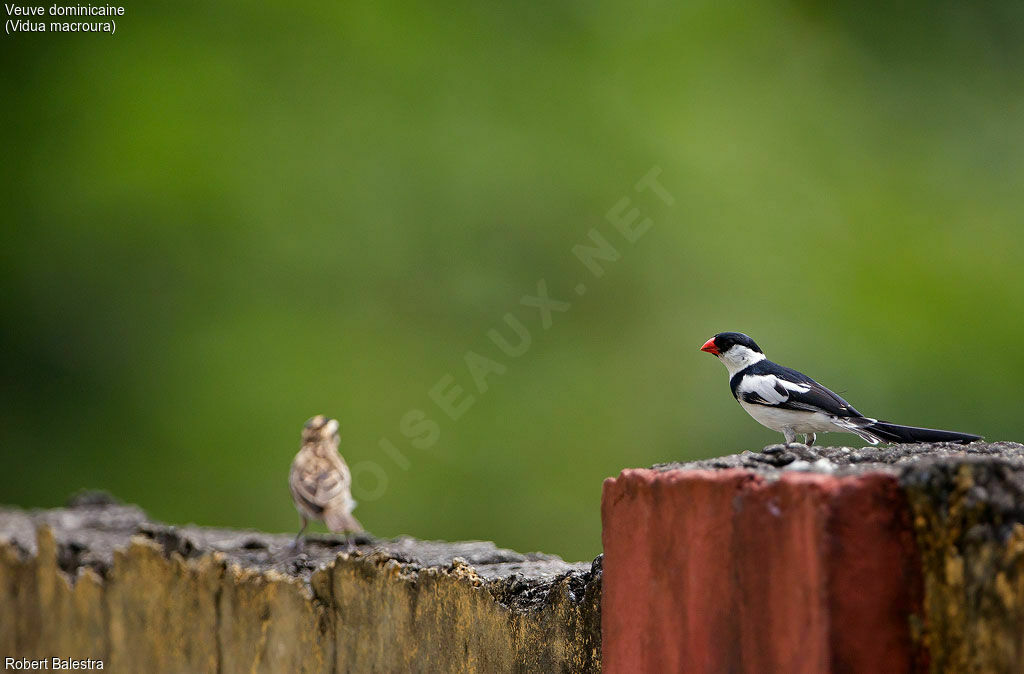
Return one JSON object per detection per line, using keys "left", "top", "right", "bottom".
{"left": 0, "top": 494, "right": 601, "bottom": 673}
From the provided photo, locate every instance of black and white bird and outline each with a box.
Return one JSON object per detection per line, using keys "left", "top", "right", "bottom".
{"left": 700, "top": 332, "right": 982, "bottom": 446}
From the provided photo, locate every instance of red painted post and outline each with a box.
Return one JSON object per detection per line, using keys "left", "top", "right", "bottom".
{"left": 601, "top": 468, "right": 923, "bottom": 673}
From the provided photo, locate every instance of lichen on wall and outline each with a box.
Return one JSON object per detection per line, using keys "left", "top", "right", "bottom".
{"left": 903, "top": 458, "right": 1024, "bottom": 673}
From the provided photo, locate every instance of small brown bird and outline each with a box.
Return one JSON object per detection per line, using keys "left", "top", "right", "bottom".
{"left": 289, "top": 415, "right": 362, "bottom": 549}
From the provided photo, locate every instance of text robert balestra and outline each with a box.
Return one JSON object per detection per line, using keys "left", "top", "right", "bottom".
{"left": 4, "top": 657, "right": 104, "bottom": 670}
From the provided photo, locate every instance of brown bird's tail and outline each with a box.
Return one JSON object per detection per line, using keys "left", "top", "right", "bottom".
{"left": 325, "top": 508, "right": 362, "bottom": 533}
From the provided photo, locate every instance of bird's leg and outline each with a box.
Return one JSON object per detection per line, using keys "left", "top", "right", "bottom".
{"left": 804, "top": 433, "right": 816, "bottom": 446}
{"left": 289, "top": 517, "right": 308, "bottom": 553}
{"left": 783, "top": 429, "right": 797, "bottom": 446}
{"left": 345, "top": 532, "right": 355, "bottom": 554}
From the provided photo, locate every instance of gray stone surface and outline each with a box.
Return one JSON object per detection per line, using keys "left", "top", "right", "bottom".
{"left": 655, "top": 441, "right": 1024, "bottom": 477}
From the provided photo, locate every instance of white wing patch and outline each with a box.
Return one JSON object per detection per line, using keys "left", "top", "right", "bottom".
{"left": 737, "top": 375, "right": 810, "bottom": 405}
{"left": 778, "top": 379, "right": 811, "bottom": 393}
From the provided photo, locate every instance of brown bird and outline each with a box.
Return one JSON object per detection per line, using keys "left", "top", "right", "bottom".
{"left": 289, "top": 415, "right": 362, "bottom": 550}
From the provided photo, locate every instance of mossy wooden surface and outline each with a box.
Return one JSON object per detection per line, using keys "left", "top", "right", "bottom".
{"left": 0, "top": 497, "right": 601, "bottom": 673}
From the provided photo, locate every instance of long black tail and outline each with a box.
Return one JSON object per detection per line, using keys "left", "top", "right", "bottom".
{"left": 864, "top": 420, "right": 982, "bottom": 445}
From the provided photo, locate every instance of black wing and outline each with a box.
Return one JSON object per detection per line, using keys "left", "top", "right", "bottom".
{"left": 731, "top": 361, "right": 864, "bottom": 418}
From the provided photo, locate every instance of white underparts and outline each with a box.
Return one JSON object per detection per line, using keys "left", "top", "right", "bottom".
{"left": 738, "top": 402, "right": 882, "bottom": 445}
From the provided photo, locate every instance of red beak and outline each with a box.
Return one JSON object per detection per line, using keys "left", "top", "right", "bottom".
{"left": 700, "top": 338, "right": 720, "bottom": 355}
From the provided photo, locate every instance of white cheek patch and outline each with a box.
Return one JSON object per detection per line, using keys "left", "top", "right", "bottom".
{"left": 721, "top": 345, "right": 767, "bottom": 375}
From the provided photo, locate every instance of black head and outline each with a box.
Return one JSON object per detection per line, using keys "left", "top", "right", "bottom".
{"left": 700, "top": 332, "right": 763, "bottom": 356}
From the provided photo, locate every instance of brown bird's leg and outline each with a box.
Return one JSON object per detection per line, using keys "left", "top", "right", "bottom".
{"left": 290, "top": 517, "right": 308, "bottom": 553}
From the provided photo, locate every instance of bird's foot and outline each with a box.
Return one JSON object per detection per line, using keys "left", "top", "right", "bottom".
{"left": 287, "top": 537, "right": 306, "bottom": 555}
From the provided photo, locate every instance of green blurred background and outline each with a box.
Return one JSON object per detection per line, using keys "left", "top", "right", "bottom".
{"left": 2, "top": 2, "right": 1023, "bottom": 561}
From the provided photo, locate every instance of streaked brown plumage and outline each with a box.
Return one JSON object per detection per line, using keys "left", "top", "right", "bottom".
{"left": 289, "top": 415, "right": 362, "bottom": 547}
